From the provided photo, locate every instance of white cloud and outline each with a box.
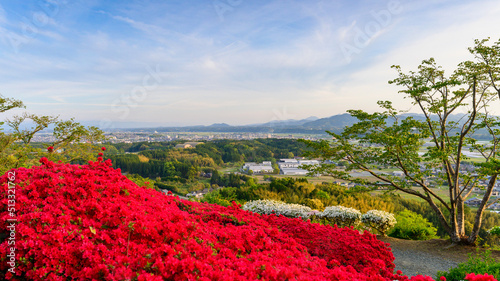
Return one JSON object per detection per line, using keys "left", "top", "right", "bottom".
{"left": 0, "top": 4, "right": 6, "bottom": 25}
{"left": 2, "top": 0, "right": 500, "bottom": 126}
{"left": 326, "top": 0, "right": 500, "bottom": 116}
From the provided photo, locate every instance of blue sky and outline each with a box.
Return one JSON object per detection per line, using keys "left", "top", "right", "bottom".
{"left": 1, "top": 0, "right": 500, "bottom": 128}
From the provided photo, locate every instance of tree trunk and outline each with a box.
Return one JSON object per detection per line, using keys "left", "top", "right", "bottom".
{"left": 424, "top": 197, "right": 454, "bottom": 239}
{"left": 445, "top": 193, "right": 470, "bottom": 244}
{"left": 456, "top": 197, "right": 465, "bottom": 237}
{"left": 468, "top": 174, "right": 498, "bottom": 244}
{"left": 450, "top": 232, "right": 462, "bottom": 244}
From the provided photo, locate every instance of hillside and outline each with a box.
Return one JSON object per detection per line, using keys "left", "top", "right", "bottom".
{"left": 300, "top": 113, "right": 357, "bottom": 132}
{"left": 0, "top": 156, "right": 449, "bottom": 280}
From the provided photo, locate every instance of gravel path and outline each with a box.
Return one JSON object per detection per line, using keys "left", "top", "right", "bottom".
{"left": 390, "top": 246, "right": 460, "bottom": 278}
{"left": 377, "top": 236, "right": 479, "bottom": 279}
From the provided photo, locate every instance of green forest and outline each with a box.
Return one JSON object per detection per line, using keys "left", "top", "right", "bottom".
{"left": 201, "top": 176, "right": 500, "bottom": 246}
{"left": 106, "top": 139, "right": 308, "bottom": 178}
{"left": 98, "top": 138, "right": 500, "bottom": 246}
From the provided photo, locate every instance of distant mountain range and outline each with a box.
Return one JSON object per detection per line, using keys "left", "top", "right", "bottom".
{"left": 249, "top": 116, "right": 320, "bottom": 128}
{"left": 118, "top": 112, "right": 495, "bottom": 138}
{"left": 5, "top": 113, "right": 484, "bottom": 137}
{"left": 120, "top": 113, "right": 432, "bottom": 134}
{"left": 120, "top": 115, "right": 336, "bottom": 134}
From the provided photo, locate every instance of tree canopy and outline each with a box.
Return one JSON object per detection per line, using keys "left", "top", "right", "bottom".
{"left": 0, "top": 94, "right": 106, "bottom": 174}
{"left": 302, "top": 37, "right": 500, "bottom": 245}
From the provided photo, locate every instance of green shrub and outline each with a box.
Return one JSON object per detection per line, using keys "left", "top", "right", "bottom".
{"left": 436, "top": 250, "right": 500, "bottom": 281}
{"left": 485, "top": 226, "right": 500, "bottom": 249}
{"left": 200, "top": 189, "right": 233, "bottom": 207}
{"left": 302, "top": 198, "right": 324, "bottom": 211}
{"left": 388, "top": 210, "right": 437, "bottom": 240}
{"left": 489, "top": 226, "right": 500, "bottom": 236}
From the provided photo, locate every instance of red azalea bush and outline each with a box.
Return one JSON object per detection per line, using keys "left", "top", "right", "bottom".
{"left": 465, "top": 273, "right": 498, "bottom": 281}
{"left": 1, "top": 159, "right": 494, "bottom": 280}
{"left": 263, "top": 214, "right": 399, "bottom": 278}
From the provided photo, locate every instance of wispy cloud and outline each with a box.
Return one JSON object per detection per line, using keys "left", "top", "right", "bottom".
{"left": 1, "top": 0, "right": 499, "bottom": 126}
{"left": 0, "top": 4, "right": 6, "bottom": 25}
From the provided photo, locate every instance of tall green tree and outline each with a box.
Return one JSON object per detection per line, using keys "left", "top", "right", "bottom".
{"left": 0, "top": 95, "right": 26, "bottom": 172}
{"left": 210, "top": 169, "right": 221, "bottom": 186}
{"left": 1, "top": 95, "right": 106, "bottom": 174}
{"left": 302, "top": 38, "right": 500, "bottom": 245}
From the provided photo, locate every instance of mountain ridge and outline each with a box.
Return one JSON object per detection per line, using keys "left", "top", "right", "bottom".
{"left": 114, "top": 113, "right": 493, "bottom": 139}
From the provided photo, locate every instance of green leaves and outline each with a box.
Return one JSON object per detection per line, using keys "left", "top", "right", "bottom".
{"left": 0, "top": 95, "right": 107, "bottom": 174}
{"left": 302, "top": 37, "right": 500, "bottom": 244}
{"left": 0, "top": 95, "right": 24, "bottom": 113}
{"left": 476, "top": 158, "right": 500, "bottom": 176}
{"left": 7, "top": 113, "right": 59, "bottom": 144}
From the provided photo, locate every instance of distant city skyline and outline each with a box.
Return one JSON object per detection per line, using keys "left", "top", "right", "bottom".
{"left": 1, "top": 0, "right": 500, "bottom": 129}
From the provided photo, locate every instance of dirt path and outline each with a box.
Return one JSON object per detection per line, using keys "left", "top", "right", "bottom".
{"left": 378, "top": 236, "right": 500, "bottom": 278}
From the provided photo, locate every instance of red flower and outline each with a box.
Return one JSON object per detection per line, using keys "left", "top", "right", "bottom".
{"left": 98, "top": 152, "right": 104, "bottom": 156}
{"left": 47, "top": 146, "right": 54, "bottom": 152}
{"left": 465, "top": 273, "right": 497, "bottom": 281}
{"left": 101, "top": 147, "right": 106, "bottom": 151}
{"left": 97, "top": 157, "right": 103, "bottom": 162}
{"left": 2, "top": 158, "right": 440, "bottom": 281}
{"left": 440, "top": 276, "right": 447, "bottom": 281}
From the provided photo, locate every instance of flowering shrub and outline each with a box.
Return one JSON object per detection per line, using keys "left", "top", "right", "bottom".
{"left": 465, "top": 273, "right": 498, "bottom": 281}
{"left": 488, "top": 226, "right": 500, "bottom": 236}
{"left": 1, "top": 159, "right": 348, "bottom": 280}
{"left": 362, "top": 210, "right": 397, "bottom": 235}
{"left": 242, "top": 199, "right": 313, "bottom": 219}
{"left": 1, "top": 158, "right": 492, "bottom": 281}
{"left": 263, "top": 213, "right": 404, "bottom": 280}
{"left": 316, "top": 205, "right": 362, "bottom": 228}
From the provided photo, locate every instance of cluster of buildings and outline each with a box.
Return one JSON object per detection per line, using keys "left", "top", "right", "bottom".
{"left": 464, "top": 177, "right": 500, "bottom": 211}
{"left": 242, "top": 158, "right": 320, "bottom": 176}
{"left": 102, "top": 132, "right": 326, "bottom": 143}
{"left": 28, "top": 131, "right": 325, "bottom": 144}
{"left": 242, "top": 161, "right": 275, "bottom": 174}
{"left": 278, "top": 159, "right": 320, "bottom": 175}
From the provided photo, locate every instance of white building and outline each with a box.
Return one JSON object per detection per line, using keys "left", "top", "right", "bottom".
{"left": 392, "top": 171, "right": 405, "bottom": 177}
{"left": 186, "top": 192, "right": 204, "bottom": 198}
{"left": 297, "top": 160, "right": 320, "bottom": 166}
{"left": 278, "top": 159, "right": 320, "bottom": 175}
{"left": 281, "top": 168, "right": 308, "bottom": 175}
{"left": 278, "top": 159, "right": 299, "bottom": 168}
{"left": 242, "top": 162, "right": 257, "bottom": 170}
{"left": 243, "top": 162, "right": 274, "bottom": 174}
